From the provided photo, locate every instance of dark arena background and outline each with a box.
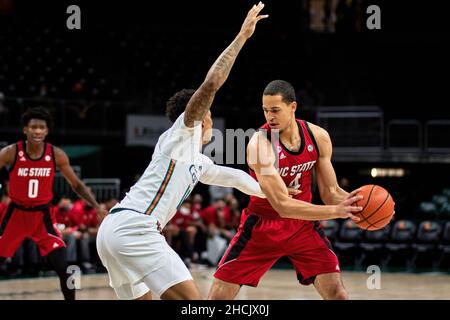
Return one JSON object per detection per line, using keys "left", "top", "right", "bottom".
{"left": 1, "top": 0, "right": 450, "bottom": 305}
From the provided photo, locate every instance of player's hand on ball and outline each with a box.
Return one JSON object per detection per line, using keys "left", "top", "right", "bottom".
{"left": 239, "top": 2, "right": 269, "bottom": 40}
{"left": 346, "top": 187, "right": 363, "bottom": 201}
{"left": 335, "top": 189, "right": 364, "bottom": 222}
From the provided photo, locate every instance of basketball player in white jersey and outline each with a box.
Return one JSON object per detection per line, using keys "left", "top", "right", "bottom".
{"left": 97, "top": 3, "right": 270, "bottom": 300}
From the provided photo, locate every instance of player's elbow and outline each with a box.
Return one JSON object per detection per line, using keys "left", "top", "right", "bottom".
{"left": 203, "top": 77, "right": 221, "bottom": 92}
{"left": 271, "top": 198, "right": 292, "bottom": 218}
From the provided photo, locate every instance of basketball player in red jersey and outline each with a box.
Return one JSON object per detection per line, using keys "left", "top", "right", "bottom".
{"left": 208, "top": 80, "right": 363, "bottom": 300}
{"left": 0, "top": 107, "right": 108, "bottom": 300}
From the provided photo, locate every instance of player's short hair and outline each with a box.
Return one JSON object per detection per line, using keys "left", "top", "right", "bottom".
{"left": 263, "top": 80, "right": 296, "bottom": 104}
{"left": 21, "top": 107, "right": 54, "bottom": 130}
{"left": 165, "top": 89, "right": 196, "bottom": 123}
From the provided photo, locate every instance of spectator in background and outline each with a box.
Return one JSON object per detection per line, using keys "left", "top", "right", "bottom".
{"left": 201, "top": 199, "right": 232, "bottom": 238}
{"left": 54, "top": 197, "right": 99, "bottom": 273}
{"left": 54, "top": 197, "right": 81, "bottom": 266}
{"left": 192, "top": 194, "right": 203, "bottom": 215}
{"left": 200, "top": 198, "right": 234, "bottom": 265}
{"left": 189, "top": 194, "right": 210, "bottom": 265}
{"left": 163, "top": 200, "right": 199, "bottom": 267}
{"left": 224, "top": 194, "right": 241, "bottom": 234}
{"left": 71, "top": 198, "right": 99, "bottom": 273}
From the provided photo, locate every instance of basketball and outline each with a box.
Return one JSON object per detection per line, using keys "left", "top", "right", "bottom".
{"left": 354, "top": 184, "right": 395, "bottom": 231}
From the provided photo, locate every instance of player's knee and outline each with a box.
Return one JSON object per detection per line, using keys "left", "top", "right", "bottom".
{"left": 208, "top": 279, "right": 239, "bottom": 300}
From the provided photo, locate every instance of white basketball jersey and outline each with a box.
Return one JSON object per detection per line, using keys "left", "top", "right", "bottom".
{"left": 112, "top": 112, "right": 213, "bottom": 227}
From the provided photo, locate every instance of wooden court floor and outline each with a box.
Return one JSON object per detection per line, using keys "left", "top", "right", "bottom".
{"left": 1, "top": 268, "right": 450, "bottom": 300}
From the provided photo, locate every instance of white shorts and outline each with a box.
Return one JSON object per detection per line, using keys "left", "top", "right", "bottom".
{"left": 96, "top": 209, "right": 193, "bottom": 300}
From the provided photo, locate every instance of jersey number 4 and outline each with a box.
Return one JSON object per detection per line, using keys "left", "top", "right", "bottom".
{"left": 28, "top": 179, "right": 39, "bottom": 198}
{"left": 288, "top": 173, "right": 302, "bottom": 190}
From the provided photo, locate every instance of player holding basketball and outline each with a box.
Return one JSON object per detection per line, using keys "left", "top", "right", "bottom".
{"left": 0, "top": 107, "right": 108, "bottom": 300}
{"left": 208, "top": 80, "right": 363, "bottom": 300}
{"left": 96, "top": 2, "right": 270, "bottom": 300}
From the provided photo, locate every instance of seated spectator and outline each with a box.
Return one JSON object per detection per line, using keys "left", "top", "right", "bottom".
{"left": 188, "top": 194, "right": 209, "bottom": 264}
{"left": 163, "top": 200, "right": 200, "bottom": 267}
{"left": 54, "top": 197, "right": 99, "bottom": 273}
{"left": 192, "top": 193, "right": 204, "bottom": 215}
{"left": 71, "top": 199, "right": 99, "bottom": 273}
{"left": 224, "top": 194, "right": 241, "bottom": 235}
{"left": 200, "top": 198, "right": 236, "bottom": 265}
{"left": 54, "top": 197, "right": 81, "bottom": 266}
{"left": 201, "top": 198, "right": 234, "bottom": 241}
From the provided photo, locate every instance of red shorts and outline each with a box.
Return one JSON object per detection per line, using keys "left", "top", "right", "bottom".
{"left": 0, "top": 203, "right": 66, "bottom": 258}
{"left": 214, "top": 209, "right": 340, "bottom": 287}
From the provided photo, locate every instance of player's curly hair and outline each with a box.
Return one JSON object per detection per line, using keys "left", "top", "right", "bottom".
{"left": 21, "top": 106, "right": 54, "bottom": 130}
{"left": 263, "top": 80, "right": 296, "bottom": 104}
{"left": 165, "top": 89, "right": 196, "bottom": 123}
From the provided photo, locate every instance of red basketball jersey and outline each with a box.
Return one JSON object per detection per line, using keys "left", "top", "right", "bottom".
{"left": 8, "top": 141, "right": 56, "bottom": 207}
{"left": 247, "top": 120, "right": 320, "bottom": 219}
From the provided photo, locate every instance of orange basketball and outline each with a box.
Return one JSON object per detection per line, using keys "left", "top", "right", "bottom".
{"left": 353, "top": 184, "right": 395, "bottom": 231}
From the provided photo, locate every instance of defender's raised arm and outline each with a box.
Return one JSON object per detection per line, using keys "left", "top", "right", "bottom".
{"left": 184, "top": 2, "right": 268, "bottom": 127}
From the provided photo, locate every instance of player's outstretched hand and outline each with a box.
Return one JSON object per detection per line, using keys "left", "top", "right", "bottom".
{"left": 239, "top": 2, "right": 269, "bottom": 40}
{"left": 335, "top": 190, "right": 364, "bottom": 222}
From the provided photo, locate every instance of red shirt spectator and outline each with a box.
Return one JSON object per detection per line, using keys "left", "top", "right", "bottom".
{"left": 53, "top": 198, "right": 79, "bottom": 232}
{"left": 72, "top": 199, "right": 98, "bottom": 229}
{"left": 172, "top": 207, "right": 193, "bottom": 229}
{"left": 201, "top": 201, "right": 231, "bottom": 227}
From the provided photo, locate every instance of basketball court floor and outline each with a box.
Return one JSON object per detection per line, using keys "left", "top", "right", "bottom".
{"left": 1, "top": 268, "right": 450, "bottom": 300}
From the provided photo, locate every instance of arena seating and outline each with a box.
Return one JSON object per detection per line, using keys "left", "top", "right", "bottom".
{"left": 438, "top": 222, "right": 450, "bottom": 269}
{"left": 359, "top": 225, "right": 391, "bottom": 267}
{"left": 333, "top": 220, "right": 363, "bottom": 268}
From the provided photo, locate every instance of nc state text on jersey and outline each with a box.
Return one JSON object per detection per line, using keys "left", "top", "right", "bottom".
{"left": 17, "top": 168, "right": 52, "bottom": 177}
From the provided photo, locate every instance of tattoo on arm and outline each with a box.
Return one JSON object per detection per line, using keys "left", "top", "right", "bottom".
{"left": 73, "top": 183, "right": 99, "bottom": 208}
{"left": 184, "top": 35, "right": 246, "bottom": 127}
{"left": 207, "top": 36, "right": 246, "bottom": 88}
{"left": 184, "top": 87, "right": 216, "bottom": 127}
